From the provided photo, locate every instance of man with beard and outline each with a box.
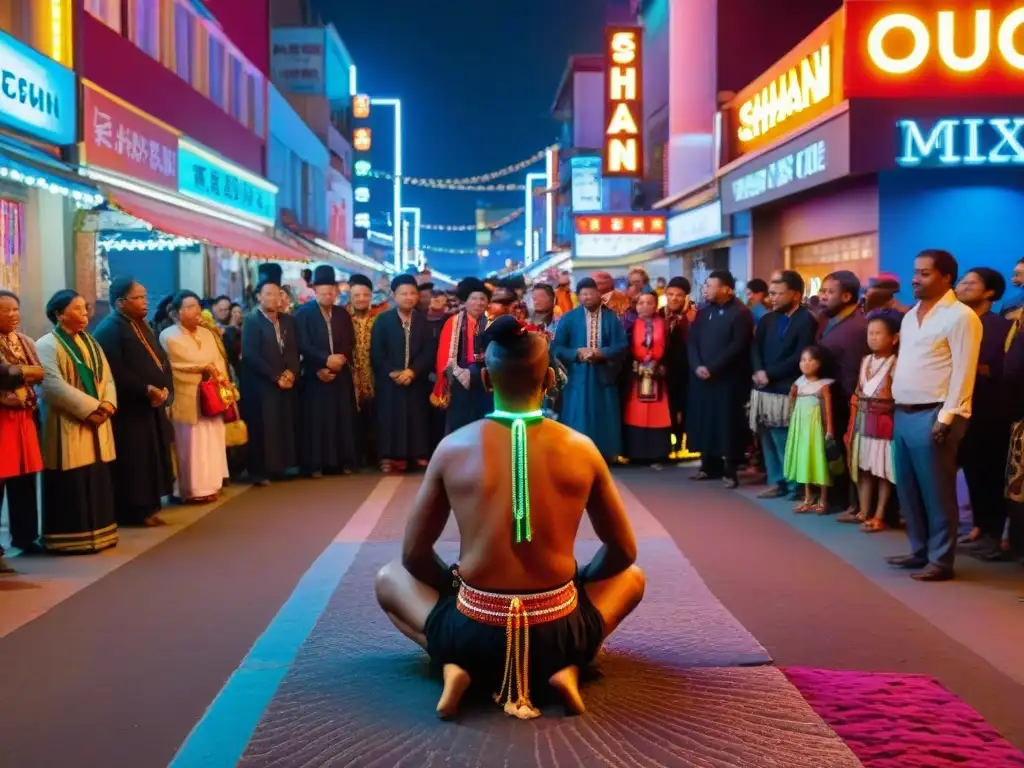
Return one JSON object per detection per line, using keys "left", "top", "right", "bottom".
{"left": 431, "top": 277, "right": 494, "bottom": 434}
{"left": 686, "top": 271, "right": 754, "bottom": 488}
{"left": 371, "top": 274, "right": 435, "bottom": 472}
{"left": 93, "top": 276, "right": 174, "bottom": 525}
{"left": 295, "top": 265, "right": 358, "bottom": 477}
{"left": 817, "top": 271, "right": 869, "bottom": 515}
{"left": 888, "top": 250, "right": 981, "bottom": 581}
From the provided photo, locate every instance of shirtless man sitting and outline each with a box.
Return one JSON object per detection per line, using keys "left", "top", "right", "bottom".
{"left": 375, "top": 314, "right": 645, "bottom": 719}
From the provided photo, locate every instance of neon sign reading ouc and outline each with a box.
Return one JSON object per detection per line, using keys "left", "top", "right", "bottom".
{"left": 867, "top": 8, "right": 1024, "bottom": 74}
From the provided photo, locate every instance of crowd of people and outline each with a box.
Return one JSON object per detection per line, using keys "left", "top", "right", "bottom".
{"left": 2, "top": 254, "right": 1022, "bottom": 584}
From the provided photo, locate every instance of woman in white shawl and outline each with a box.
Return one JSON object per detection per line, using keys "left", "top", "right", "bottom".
{"left": 159, "top": 291, "right": 229, "bottom": 502}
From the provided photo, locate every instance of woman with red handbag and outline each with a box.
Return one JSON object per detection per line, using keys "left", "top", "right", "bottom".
{"left": 159, "top": 291, "right": 230, "bottom": 503}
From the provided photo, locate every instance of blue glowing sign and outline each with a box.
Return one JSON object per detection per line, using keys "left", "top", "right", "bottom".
{"left": 0, "top": 29, "right": 76, "bottom": 145}
{"left": 177, "top": 139, "right": 278, "bottom": 224}
{"left": 896, "top": 117, "right": 1024, "bottom": 168}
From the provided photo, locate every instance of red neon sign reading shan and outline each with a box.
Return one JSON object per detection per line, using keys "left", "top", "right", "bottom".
{"left": 845, "top": 0, "right": 1024, "bottom": 97}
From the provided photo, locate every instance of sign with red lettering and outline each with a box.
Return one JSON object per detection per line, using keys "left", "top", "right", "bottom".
{"left": 574, "top": 215, "right": 665, "bottom": 235}
{"left": 845, "top": 0, "right": 1024, "bottom": 97}
{"left": 81, "top": 82, "right": 178, "bottom": 189}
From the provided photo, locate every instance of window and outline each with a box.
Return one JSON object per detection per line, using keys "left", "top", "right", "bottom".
{"left": 251, "top": 78, "right": 265, "bottom": 137}
{"left": 85, "top": 0, "right": 122, "bottom": 34}
{"left": 208, "top": 36, "right": 225, "bottom": 109}
{"left": 173, "top": 1, "right": 193, "bottom": 83}
{"left": 229, "top": 56, "right": 245, "bottom": 123}
{"left": 129, "top": 0, "right": 159, "bottom": 59}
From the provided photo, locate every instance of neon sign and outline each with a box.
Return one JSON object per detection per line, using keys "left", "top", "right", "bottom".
{"left": 574, "top": 215, "right": 665, "bottom": 235}
{"left": 352, "top": 94, "right": 370, "bottom": 119}
{"left": 353, "top": 127, "right": 371, "bottom": 152}
{"left": 737, "top": 44, "right": 831, "bottom": 144}
{"left": 354, "top": 160, "right": 371, "bottom": 177}
{"left": 896, "top": 117, "right": 1024, "bottom": 166}
{"left": 845, "top": 3, "right": 1024, "bottom": 97}
{"left": 603, "top": 26, "right": 643, "bottom": 178}
{"left": 354, "top": 186, "right": 370, "bottom": 203}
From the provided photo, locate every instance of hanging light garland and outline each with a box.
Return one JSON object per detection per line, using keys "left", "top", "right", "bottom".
{"left": 98, "top": 235, "right": 198, "bottom": 252}
{"left": 420, "top": 243, "right": 487, "bottom": 255}
{"left": 419, "top": 206, "right": 525, "bottom": 232}
{"left": 0, "top": 163, "right": 104, "bottom": 209}
{"left": 365, "top": 144, "right": 558, "bottom": 188}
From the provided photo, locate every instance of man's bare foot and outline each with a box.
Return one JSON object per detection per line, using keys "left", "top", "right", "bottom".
{"left": 549, "top": 665, "right": 585, "bottom": 715}
{"left": 436, "top": 664, "right": 471, "bottom": 720}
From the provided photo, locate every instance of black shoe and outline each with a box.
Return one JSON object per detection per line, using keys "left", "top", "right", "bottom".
{"left": 887, "top": 554, "right": 927, "bottom": 569}
{"left": 911, "top": 565, "right": 954, "bottom": 582}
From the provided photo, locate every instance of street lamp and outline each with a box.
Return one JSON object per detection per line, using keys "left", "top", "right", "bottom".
{"left": 371, "top": 98, "right": 402, "bottom": 270}
{"left": 523, "top": 172, "right": 545, "bottom": 264}
{"left": 545, "top": 147, "right": 555, "bottom": 253}
{"left": 400, "top": 206, "right": 421, "bottom": 270}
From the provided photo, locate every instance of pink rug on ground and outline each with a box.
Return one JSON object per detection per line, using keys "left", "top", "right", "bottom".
{"left": 783, "top": 667, "right": 1024, "bottom": 768}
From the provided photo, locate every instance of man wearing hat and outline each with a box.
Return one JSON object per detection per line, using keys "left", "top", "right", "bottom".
{"left": 294, "top": 265, "right": 358, "bottom": 477}
{"left": 240, "top": 263, "right": 301, "bottom": 484}
{"left": 348, "top": 273, "right": 379, "bottom": 468}
{"left": 552, "top": 277, "right": 629, "bottom": 460}
{"left": 371, "top": 274, "right": 434, "bottom": 472}
{"left": 431, "top": 277, "right": 494, "bottom": 434}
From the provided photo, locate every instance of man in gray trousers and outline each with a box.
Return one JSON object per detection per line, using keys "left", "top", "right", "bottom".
{"left": 889, "top": 249, "right": 982, "bottom": 582}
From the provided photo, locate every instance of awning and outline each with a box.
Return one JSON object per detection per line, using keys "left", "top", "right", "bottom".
{"left": 102, "top": 187, "right": 311, "bottom": 262}
{"left": 0, "top": 135, "right": 104, "bottom": 204}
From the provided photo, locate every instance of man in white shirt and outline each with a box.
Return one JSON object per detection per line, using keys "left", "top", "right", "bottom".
{"left": 889, "top": 249, "right": 982, "bottom": 581}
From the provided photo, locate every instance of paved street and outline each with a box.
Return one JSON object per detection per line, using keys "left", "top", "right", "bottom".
{"left": 2, "top": 468, "right": 1022, "bottom": 767}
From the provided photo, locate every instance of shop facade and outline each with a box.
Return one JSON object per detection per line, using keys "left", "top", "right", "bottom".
{"left": 716, "top": 2, "right": 1024, "bottom": 302}
{"left": 75, "top": 80, "right": 309, "bottom": 314}
{"left": 0, "top": 29, "right": 103, "bottom": 336}
{"left": 664, "top": 192, "right": 751, "bottom": 292}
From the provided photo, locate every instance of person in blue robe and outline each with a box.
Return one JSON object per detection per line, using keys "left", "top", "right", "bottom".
{"left": 553, "top": 277, "right": 629, "bottom": 460}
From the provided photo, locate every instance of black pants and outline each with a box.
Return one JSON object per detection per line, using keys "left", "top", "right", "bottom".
{"left": 356, "top": 397, "right": 377, "bottom": 469}
{"left": 0, "top": 473, "right": 39, "bottom": 553}
{"left": 1008, "top": 502, "right": 1024, "bottom": 559}
{"left": 960, "top": 423, "right": 1011, "bottom": 540}
{"left": 701, "top": 456, "right": 740, "bottom": 481}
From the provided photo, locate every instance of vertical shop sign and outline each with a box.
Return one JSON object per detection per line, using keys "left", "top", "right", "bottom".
{"left": 81, "top": 82, "right": 178, "bottom": 189}
{"left": 603, "top": 26, "right": 643, "bottom": 178}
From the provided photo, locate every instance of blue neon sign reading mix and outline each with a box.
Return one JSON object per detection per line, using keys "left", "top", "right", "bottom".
{"left": 896, "top": 118, "right": 1024, "bottom": 168}
{"left": 177, "top": 139, "right": 278, "bottom": 223}
{"left": 0, "top": 29, "right": 76, "bottom": 145}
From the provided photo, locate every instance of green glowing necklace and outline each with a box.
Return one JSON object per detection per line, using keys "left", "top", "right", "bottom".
{"left": 486, "top": 408, "right": 544, "bottom": 543}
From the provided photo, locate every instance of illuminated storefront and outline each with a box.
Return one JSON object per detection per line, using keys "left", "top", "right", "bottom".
{"left": 0, "top": 29, "right": 102, "bottom": 335}
{"left": 76, "top": 80, "right": 310, "bottom": 309}
{"left": 717, "top": 1, "right": 1024, "bottom": 297}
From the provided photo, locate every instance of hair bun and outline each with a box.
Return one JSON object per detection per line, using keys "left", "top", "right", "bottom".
{"left": 484, "top": 315, "right": 528, "bottom": 349}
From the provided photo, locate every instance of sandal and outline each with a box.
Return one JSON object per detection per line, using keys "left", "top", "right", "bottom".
{"left": 793, "top": 502, "right": 813, "bottom": 513}
{"left": 811, "top": 502, "right": 828, "bottom": 515}
{"left": 836, "top": 511, "right": 863, "bottom": 524}
{"left": 690, "top": 471, "right": 714, "bottom": 481}
{"left": 860, "top": 518, "right": 887, "bottom": 532}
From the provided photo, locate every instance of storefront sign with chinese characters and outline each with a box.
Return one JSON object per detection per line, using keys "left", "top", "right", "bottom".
{"left": 729, "top": 15, "right": 839, "bottom": 158}
{"left": 845, "top": 2, "right": 1024, "bottom": 97}
{"left": 81, "top": 81, "right": 177, "bottom": 189}
{"left": 574, "top": 214, "right": 665, "bottom": 235}
{"left": 896, "top": 116, "right": 1024, "bottom": 167}
{"left": 603, "top": 26, "right": 643, "bottom": 177}
{"left": 721, "top": 113, "right": 850, "bottom": 214}
{"left": 177, "top": 138, "right": 278, "bottom": 225}
{"left": 0, "top": 29, "right": 76, "bottom": 145}
{"left": 270, "top": 28, "right": 325, "bottom": 95}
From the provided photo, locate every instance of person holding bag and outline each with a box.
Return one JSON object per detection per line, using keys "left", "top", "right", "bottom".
{"left": 160, "top": 291, "right": 230, "bottom": 503}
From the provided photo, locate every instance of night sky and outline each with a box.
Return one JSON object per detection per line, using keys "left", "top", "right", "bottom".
{"left": 314, "top": 0, "right": 607, "bottom": 277}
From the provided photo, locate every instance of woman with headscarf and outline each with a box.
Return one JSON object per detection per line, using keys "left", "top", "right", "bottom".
{"left": 160, "top": 291, "right": 230, "bottom": 502}
{"left": 35, "top": 290, "right": 119, "bottom": 553}
{"left": 623, "top": 291, "right": 673, "bottom": 465}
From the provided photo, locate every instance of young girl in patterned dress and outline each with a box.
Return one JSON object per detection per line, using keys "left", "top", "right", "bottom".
{"left": 845, "top": 311, "right": 900, "bottom": 532}
{"left": 783, "top": 346, "right": 835, "bottom": 513}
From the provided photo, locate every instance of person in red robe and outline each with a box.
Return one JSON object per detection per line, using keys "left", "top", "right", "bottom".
{"left": 0, "top": 290, "right": 46, "bottom": 572}
{"left": 623, "top": 291, "right": 672, "bottom": 465}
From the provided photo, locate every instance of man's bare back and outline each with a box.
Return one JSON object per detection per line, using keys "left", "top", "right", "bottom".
{"left": 431, "top": 418, "right": 605, "bottom": 592}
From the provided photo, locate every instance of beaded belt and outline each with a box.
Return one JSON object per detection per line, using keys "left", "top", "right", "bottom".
{"left": 456, "top": 581, "right": 578, "bottom": 720}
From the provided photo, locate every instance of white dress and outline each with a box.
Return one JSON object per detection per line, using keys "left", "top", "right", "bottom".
{"left": 854, "top": 355, "right": 896, "bottom": 483}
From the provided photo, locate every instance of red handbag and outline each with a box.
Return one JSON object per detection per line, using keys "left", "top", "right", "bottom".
{"left": 199, "top": 378, "right": 230, "bottom": 417}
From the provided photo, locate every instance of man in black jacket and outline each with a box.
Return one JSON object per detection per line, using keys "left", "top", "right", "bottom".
{"left": 750, "top": 271, "right": 818, "bottom": 497}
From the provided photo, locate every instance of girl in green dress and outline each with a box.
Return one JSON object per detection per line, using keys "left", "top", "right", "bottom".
{"left": 784, "top": 346, "right": 835, "bottom": 513}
